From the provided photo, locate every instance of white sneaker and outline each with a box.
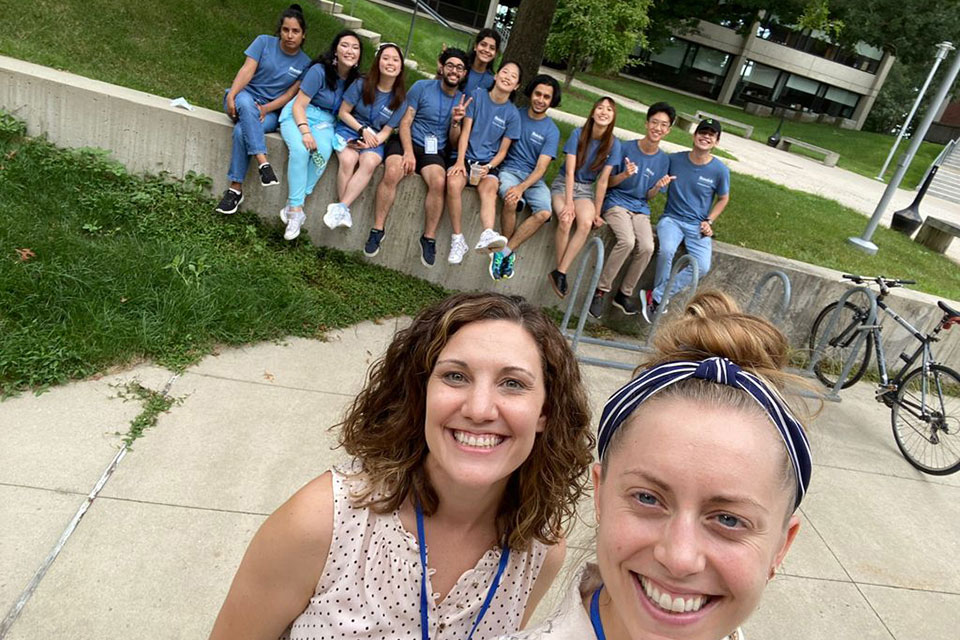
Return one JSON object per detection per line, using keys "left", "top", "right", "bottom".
{"left": 448, "top": 233, "right": 469, "bottom": 265}
{"left": 337, "top": 203, "right": 353, "bottom": 229}
{"left": 279, "top": 205, "right": 290, "bottom": 224}
{"left": 474, "top": 228, "right": 508, "bottom": 254}
{"left": 284, "top": 209, "right": 306, "bottom": 240}
{"left": 322, "top": 203, "right": 339, "bottom": 230}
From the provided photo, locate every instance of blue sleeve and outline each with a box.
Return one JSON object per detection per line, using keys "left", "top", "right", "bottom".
{"left": 406, "top": 80, "right": 427, "bottom": 115}
{"left": 299, "top": 65, "right": 325, "bottom": 99}
{"left": 716, "top": 164, "right": 731, "bottom": 197}
{"left": 545, "top": 123, "right": 560, "bottom": 159}
{"left": 243, "top": 35, "right": 269, "bottom": 62}
{"left": 465, "top": 89, "right": 479, "bottom": 120}
{"left": 605, "top": 138, "right": 622, "bottom": 167}
{"left": 342, "top": 78, "right": 363, "bottom": 107}
{"left": 563, "top": 128, "right": 581, "bottom": 155}
{"left": 505, "top": 108, "right": 521, "bottom": 140}
{"left": 387, "top": 99, "right": 406, "bottom": 128}
{"left": 483, "top": 71, "right": 495, "bottom": 91}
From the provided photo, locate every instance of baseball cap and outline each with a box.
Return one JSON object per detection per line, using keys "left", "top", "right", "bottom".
{"left": 695, "top": 118, "right": 722, "bottom": 138}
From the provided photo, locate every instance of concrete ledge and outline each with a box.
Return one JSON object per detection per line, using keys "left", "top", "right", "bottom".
{"left": 2, "top": 54, "right": 958, "bottom": 361}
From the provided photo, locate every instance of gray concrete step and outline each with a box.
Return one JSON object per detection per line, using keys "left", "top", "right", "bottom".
{"left": 314, "top": 0, "right": 344, "bottom": 13}
{"left": 356, "top": 28, "right": 381, "bottom": 48}
{"left": 334, "top": 13, "right": 363, "bottom": 29}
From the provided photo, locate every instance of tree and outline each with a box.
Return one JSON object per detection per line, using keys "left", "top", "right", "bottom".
{"left": 502, "top": 0, "right": 558, "bottom": 107}
{"left": 544, "top": 0, "right": 652, "bottom": 89}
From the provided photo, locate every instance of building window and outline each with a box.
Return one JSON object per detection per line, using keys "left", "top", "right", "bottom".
{"left": 755, "top": 16, "right": 882, "bottom": 73}
{"left": 628, "top": 38, "right": 730, "bottom": 100}
{"left": 732, "top": 62, "right": 860, "bottom": 118}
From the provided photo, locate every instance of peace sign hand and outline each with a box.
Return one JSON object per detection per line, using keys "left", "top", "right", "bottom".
{"left": 452, "top": 95, "right": 473, "bottom": 124}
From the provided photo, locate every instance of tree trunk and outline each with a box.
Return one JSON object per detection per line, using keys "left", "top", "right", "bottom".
{"left": 502, "top": 0, "right": 558, "bottom": 107}
{"left": 564, "top": 52, "right": 577, "bottom": 89}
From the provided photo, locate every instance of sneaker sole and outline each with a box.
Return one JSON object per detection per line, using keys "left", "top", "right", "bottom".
{"left": 216, "top": 194, "right": 244, "bottom": 215}
{"left": 488, "top": 255, "right": 501, "bottom": 281}
{"left": 548, "top": 273, "right": 566, "bottom": 299}
{"left": 364, "top": 247, "right": 381, "bottom": 257}
{"left": 611, "top": 300, "right": 639, "bottom": 316}
{"left": 279, "top": 206, "right": 288, "bottom": 224}
{"left": 421, "top": 256, "right": 435, "bottom": 268}
{"left": 260, "top": 177, "right": 280, "bottom": 187}
{"left": 474, "top": 237, "right": 507, "bottom": 254}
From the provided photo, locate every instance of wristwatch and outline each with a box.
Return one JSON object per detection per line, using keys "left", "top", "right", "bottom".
{"left": 358, "top": 125, "right": 366, "bottom": 137}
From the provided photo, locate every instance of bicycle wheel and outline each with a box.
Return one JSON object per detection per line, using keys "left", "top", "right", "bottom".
{"left": 891, "top": 365, "right": 960, "bottom": 475}
{"left": 808, "top": 301, "right": 873, "bottom": 389}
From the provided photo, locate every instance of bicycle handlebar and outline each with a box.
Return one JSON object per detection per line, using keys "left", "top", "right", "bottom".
{"left": 841, "top": 274, "right": 916, "bottom": 287}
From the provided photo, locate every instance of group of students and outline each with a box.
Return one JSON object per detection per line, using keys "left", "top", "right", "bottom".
{"left": 208, "top": 289, "right": 813, "bottom": 640}
{"left": 215, "top": 4, "right": 731, "bottom": 311}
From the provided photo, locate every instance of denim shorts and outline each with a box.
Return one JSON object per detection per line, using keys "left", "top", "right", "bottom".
{"left": 550, "top": 173, "right": 595, "bottom": 201}
{"left": 498, "top": 169, "right": 551, "bottom": 214}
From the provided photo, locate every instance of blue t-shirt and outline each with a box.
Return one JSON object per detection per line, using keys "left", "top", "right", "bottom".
{"left": 463, "top": 68, "right": 495, "bottom": 97}
{"left": 299, "top": 64, "right": 348, "bottom": 113}
{"left": 502, "top": 108, "right": 560, "bottom": 176}
{"left": 462, "top": 88, "right": 521, "bottom": 163}
{"left": 241, "top": 35, "right": 311, "bottom": 103}
{"left": 405, "top": 79, "right": 464, "bottom": 150}
{"left": 663, "top": 152, "right": 731, "bottom": 223}
{"left": 562, "top": 127, "right": 622, "bottom": 184}
{"left": 603, "top": 141, "right": 670, "bottom": 215}
{"left": 340, "top": 78, "right": 404, "bottom": 131}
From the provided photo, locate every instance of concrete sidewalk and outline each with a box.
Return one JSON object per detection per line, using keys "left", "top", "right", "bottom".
{"left": 2, "top": 320, "right": 959, "bottom": 639}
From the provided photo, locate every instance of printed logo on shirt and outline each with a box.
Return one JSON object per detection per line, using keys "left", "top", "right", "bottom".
{"left": 530, "top": 131, "right": 545, "bottom": 143}
{"left": 288, "top": 66, "right": 304, "bottom": 77}
{"left": 643, "top": 167, "right": 655, "bottom": 178}
{"left": 493, "top": 115, "right": 506, "bottom": 129}
{"left": 379, "top": 106, "right": 394, "bottom": 118}
{"left": 698, "top": 176, "right": 716, "bottom": 187}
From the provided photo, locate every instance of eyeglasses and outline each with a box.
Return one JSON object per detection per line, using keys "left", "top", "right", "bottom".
{"left": 443, "top": 62, "right": 466, "bottom": 73}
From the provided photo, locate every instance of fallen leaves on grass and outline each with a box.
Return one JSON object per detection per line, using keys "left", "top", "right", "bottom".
{"left": 15, "top": 248, "right": 35, "bottom": 261}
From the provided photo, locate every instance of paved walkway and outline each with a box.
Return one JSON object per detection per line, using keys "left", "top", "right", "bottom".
{"left": 543, "top": 69, "right": 960, "bottom": 264}
{"left": 2, "top": 320, "right": 958, "bottom": 638}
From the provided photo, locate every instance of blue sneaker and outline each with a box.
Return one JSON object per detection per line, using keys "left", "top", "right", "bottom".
{"left": 499, "top": 253, "right": 516, "bottom": 279}
{"left": 489, "top": 251, "right": 504, "bottom": 281}
{"left": 364, "top": 228, "right": 385, "bottom": 257}
{"left": 419, "top": 235, "right": 436, "bottom": 267}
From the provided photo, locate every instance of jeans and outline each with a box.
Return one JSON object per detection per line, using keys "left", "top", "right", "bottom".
{"left": 279, "top": 101, "right": 338, "bottom": 207}
{"left": 652, "top": 215, "right": 711, "bottom": 303}
{"left": 224, "top": 89, "right": 279, "bottom": 183}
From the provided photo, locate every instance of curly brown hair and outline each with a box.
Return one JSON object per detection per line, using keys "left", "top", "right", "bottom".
{"left": 337, "top": 292, "right": 594, "bottom": 550}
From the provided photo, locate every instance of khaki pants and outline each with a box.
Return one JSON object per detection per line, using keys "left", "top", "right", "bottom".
{"left": 597, "top": 206, "right": 655, "bottom": 296}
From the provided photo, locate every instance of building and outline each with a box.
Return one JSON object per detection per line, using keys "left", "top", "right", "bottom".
{"left": 627, "top": 15, "right": 894, "bottom": 130}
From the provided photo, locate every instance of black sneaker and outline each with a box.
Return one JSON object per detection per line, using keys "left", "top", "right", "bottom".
{"left": 364, "top": 228, "right": 385, "bottom": 257}
{"left": 588, "top": 290, "right": 605, "bottom": 319}
{"left": 215, "top": 188, "right": 243, "bottom": 214}
{"left": 612, "top": 291, "right": 639, "bottom": 315}
{"left": 548, "top": 270, "right": 568, "bottom": 298}
{"left": 258, "top": 163, "right": 279, "bottom": 187}
{"left": 419, "top": 235, "right": 436, "bottom": 267}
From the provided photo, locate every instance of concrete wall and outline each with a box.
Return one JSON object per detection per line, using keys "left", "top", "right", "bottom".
{"left": 2, "top": 54, "right": 958, "bottom": 363}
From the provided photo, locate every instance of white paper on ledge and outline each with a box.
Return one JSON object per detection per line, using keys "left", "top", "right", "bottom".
{"left": 170, "top": 97, "right": 195, "bottom": 111}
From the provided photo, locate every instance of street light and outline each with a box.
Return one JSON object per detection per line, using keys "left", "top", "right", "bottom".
{"left": 876, "top": 41, "right": 954, "bottom": 181}
{"left": 850, "top": 44, "right": 960, "bottom": 255}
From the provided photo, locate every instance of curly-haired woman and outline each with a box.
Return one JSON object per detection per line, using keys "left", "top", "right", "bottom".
{"left": 209, "top": 292, "right": 595, "bottom": 640}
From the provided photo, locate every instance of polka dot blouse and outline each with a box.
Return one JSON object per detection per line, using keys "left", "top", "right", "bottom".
{"left": 280, "top": 466, "right": 549, "bottom": 640}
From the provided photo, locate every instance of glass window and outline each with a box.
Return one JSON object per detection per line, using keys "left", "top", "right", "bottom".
{"left": 692, "top": 48, "right": 730, "bottom": 75}
{"left": 649, "top": 39, "right": 687, "bottom": 70}
{"left": 741, "top": 61, "right": 779, "bottom": 88}
{"left": 825, "top": 86, "right": 859, "bottom": 107}
{"left": 785, "top": 74, "right": 820, "bottom": 95}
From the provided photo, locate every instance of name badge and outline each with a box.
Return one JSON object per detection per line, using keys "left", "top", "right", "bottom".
{"left": 424, "top": 135, "right": 439, "bottom": 155}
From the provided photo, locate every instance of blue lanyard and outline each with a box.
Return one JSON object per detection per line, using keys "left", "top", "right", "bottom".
{"left": 589, "top": 587, "right": 606, "bottom": 640}
{"left": 416, "top": 501, "right": 510, "bottom": 640}
{"left": 434, "top": 83, "right": 455, "bottom": 138}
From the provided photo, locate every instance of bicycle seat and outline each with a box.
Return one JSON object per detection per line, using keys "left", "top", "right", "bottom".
{"left": 938, "top": 300, "right": 959, "bottom": 318}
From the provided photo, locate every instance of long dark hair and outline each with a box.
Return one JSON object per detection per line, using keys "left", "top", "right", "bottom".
{"left": 362, "top": 43, "right": 407, "bottom": 111}
{"left": 576, "top": 96, "right": 617, "bottom": 174}
{"left": 308, "top": 29, "right": 363, "bottom": 91}
{"left": 465, "top": 27, "right": 501, "bottom": 71}
{"left": 274, "top": 3, "right": 306, "bottom": 36}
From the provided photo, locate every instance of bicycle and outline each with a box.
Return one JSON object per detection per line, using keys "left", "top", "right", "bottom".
{"left": 808, "top": 274, "right": 960, "bottom": 475}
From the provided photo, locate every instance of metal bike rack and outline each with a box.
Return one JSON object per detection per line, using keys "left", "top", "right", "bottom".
{"left": 560, "top": 238, "right": 700, "bottom": 371}
{"left": 746, "top": 270, "right": 792, "bottom": 327}
{"left": 801, "top": 286, "right": 879, "bottom": 402}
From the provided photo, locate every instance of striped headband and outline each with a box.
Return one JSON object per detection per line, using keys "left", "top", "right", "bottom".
{"left": 597, "top": 357, "right": 812, "bottom": 508}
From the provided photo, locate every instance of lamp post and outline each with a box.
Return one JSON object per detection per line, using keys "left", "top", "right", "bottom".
{"left": 850, "top": 45, "right": 960, "bottom": 254}
{"left": 876, "top": 42, "right": 954, "bottom": 181}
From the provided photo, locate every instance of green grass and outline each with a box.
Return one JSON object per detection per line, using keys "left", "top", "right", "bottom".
{"left": 0, "top": 114, "right": 447, "bottom": 397}
{"left": 645, "top": 172, "right": 960, "bottom": 300}
{"left": 578, "top": 72, "right": 943, "bottom": 190}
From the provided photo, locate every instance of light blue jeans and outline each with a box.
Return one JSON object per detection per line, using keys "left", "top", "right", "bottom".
{"left": 652, "top": 215, "right": 712, "bottom": 304}
{"left": 279, "top": 101, "right": 338, "bottom": 207}
{"left": 224, "top": 89, "right": 279, "bottom": 184}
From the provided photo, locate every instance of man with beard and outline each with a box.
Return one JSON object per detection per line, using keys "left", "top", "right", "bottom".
{"left": 486, "top": 75, "right": 562, "bottom": 281}
{"left": 365, "top": 48, "right": 468, "bottom": 267}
